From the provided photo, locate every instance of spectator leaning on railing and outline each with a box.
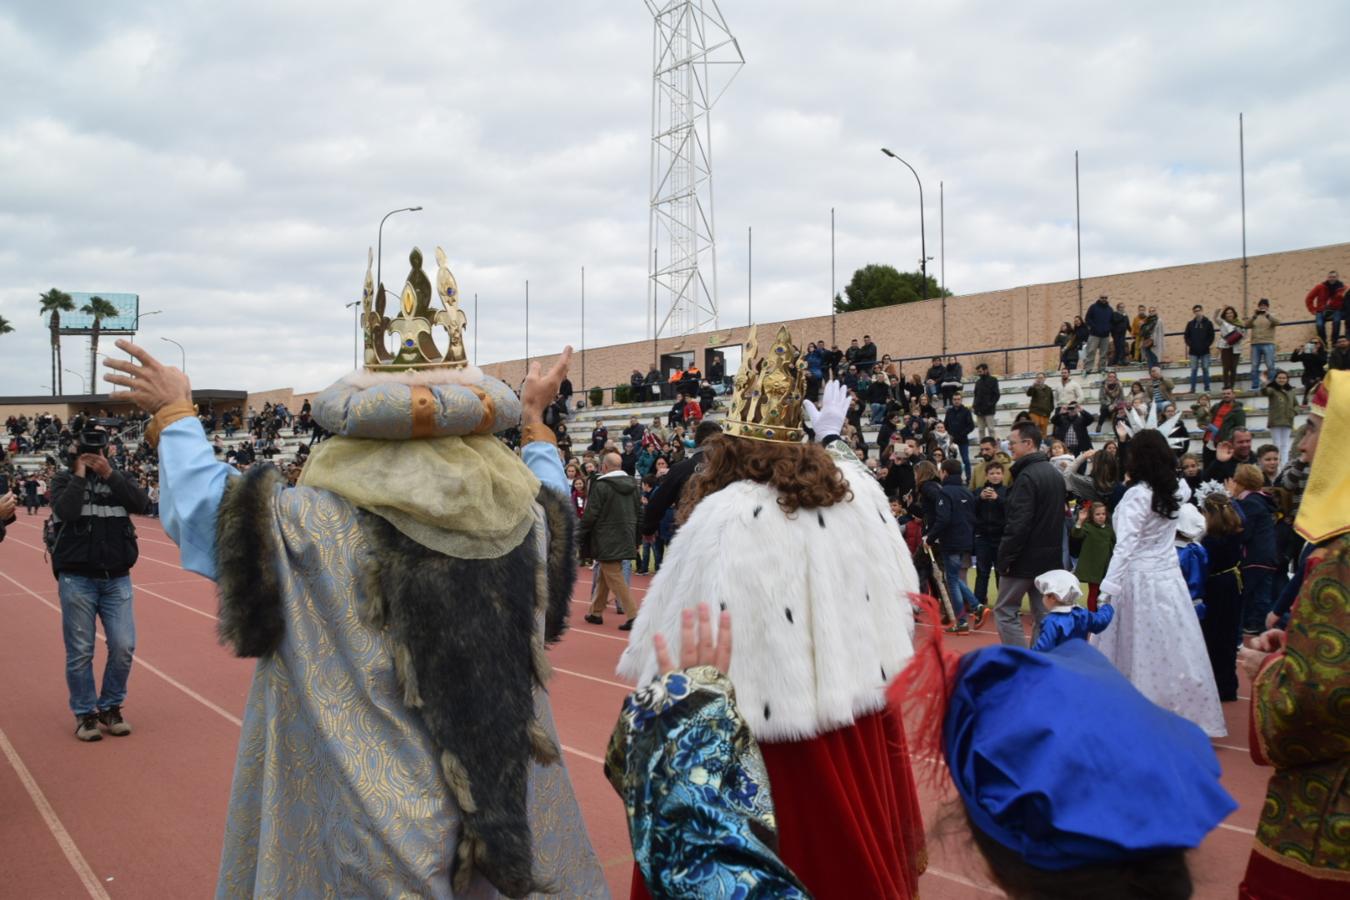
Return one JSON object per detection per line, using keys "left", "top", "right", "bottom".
{"left": 1304, "top": 268, "right": 1345, "bottom": 345}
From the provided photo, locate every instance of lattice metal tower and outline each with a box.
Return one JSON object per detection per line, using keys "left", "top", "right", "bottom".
{"left": 646, "top": 0, "right": 743, "bottom": 339}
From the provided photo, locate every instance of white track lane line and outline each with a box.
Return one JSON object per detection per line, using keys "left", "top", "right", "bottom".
{"left": 0, "top": 569, "right": 244, "bottom": 728}
{"left": 0, "top": 725, "right": 112, "bottom": 900}
{"left": 0, "top": 544, "right": 617, "bottom": 761}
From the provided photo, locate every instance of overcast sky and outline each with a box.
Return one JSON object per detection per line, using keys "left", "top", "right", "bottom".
{"left": 2, "top": 1, "right": 1346, "bottom": 395}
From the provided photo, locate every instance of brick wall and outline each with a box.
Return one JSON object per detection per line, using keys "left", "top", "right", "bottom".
{"left": 480, "top": 241, "right": 1345, "bottom": 390}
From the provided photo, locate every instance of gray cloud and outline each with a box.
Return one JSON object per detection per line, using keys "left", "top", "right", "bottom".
{"left": 1, "top": 0, "right": 1346, "bottom": 395}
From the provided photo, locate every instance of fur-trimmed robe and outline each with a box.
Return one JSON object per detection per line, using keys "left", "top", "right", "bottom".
{"left": 213, "top": 466, "right": 604, "bottom": 899}
{"left": 617, "top": 441, "right": 927, "bottom": 899}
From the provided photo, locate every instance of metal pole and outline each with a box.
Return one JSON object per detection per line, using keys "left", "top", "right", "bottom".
{"left": 473, "top": 293, "right": 478, "bottom": 365}
{"left": 747, "top": 226, "right": 752, "bottom": 326}
{"left": 1239, "top": 113, "right": 1249, "bottom": 316}
{"left": 653, "top": 248, "right": 659, "bottom": 370}
{"left": 880, "top": 149, "right": 927, "bottom": 300}
{"left": 830, "top": 207, "right": 837, "bottom": 347}
{"left": 375, "top": 206, "right": 422, "bottom": 292}
{"left": 940, "top": 180, "right": 945, "bottom": 298}
{"left": 160, "top": 337, "right": 186, "bottom": 374}
{"left": 580, "top": 266, "right": 586, "bottom": 392}
{"left": 1075, "top": 151, "right": 1083, "bottom": 316}
{"left": 524, "top": 279, "right": 530, "bottom": 373}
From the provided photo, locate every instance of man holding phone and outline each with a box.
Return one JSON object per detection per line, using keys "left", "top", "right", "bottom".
{"left": 48, "top": 424, "right": 149, "bottom": 742}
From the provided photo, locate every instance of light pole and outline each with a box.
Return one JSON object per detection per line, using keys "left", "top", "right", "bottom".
{"left": 344, "top": 300, "right": 361, "bottom": 368}
{"left": 64, "top": 369, "right": 87, "bottom": 394}
{"left": 161, "top": 337, "right": 186, "bottom": 373}
{"left": 376, "top": 206, "right": 424, "bottom": 291}
{"left": 881, "top": 148, "right": 937, "bottom": 349}
{"left": 880, "top": 149, "right": 929, "bottom": 300}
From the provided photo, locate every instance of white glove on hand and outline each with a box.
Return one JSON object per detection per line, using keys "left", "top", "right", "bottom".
{"left": 803, "top": 380, "right": 849, "bottom": 442}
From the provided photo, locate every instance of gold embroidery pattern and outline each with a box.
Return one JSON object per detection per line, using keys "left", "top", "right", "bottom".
{"left": 217, "top": 485, "right": 605, "bottom": 898}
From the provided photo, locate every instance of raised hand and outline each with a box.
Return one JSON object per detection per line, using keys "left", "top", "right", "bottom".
{"left": 104, "top": 340, "right": 192, "bottom": 414}
{"left": 521, "top": 346, "right": 573, "bottom": 425}
{"left": 653, "top": 603, "right": 733, "bottom": 676}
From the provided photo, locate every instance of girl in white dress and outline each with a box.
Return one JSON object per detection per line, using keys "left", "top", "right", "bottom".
{"left": 1094, "top": 429, "right": 1227, "bottom": 737}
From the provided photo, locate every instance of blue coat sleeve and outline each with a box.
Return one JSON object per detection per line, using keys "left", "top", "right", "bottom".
{"left": 1032, "top": 615, "right": 1070, "bottom": 652}
{"left": 158, "top": 417, "right": 239, "bottom": 581}
{"left": 604, "top": 668, "right": 810, "bottom": 898}
{"left": 1089, "top": 604, "right": 1115, "bottom": 634}
{"left": 522, "top": 440, "right": 567, "bottom": 496}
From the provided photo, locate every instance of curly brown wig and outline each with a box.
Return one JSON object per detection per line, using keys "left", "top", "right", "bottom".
{"left": 678, "top": 435, "right": 852, "bottom": 523}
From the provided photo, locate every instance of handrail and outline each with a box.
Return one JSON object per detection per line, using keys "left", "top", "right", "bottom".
{"left": 575, "top": 318, "right": 1319, "bottom": 411}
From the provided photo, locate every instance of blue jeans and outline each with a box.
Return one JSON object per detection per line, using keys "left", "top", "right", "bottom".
{"left": 1143, "top": 345, "right": 1158, "bottom": 367}
{"left": 1189, "top": 354, "right": 1211, "bottom": 393}
{"left": 870, "top": 402, "right": 887, "bottom": 425}
{"left": 58, "top": 574, "right": 136, "bottom": 717}
{"left": 1315, "top": 308, "right": 1344, "bottom": 344}
{"left": 973, "top": 534, "right": 1000, "bottom": 604}
{"left": 954, "top": 441, "right": 971, "bottom": 476}
{"left": 639, "top": 539, "right": 664, "bottom": 574}
{"left": 1250, "top": 343, "right": 1276, "bottom": 389}
{"left": 941, "top": 551, "right": 979, "bottom": 622}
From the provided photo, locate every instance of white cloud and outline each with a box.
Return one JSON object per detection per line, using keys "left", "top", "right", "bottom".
{"left": 1, "top": 0, "right": 1347, "bottom": 396}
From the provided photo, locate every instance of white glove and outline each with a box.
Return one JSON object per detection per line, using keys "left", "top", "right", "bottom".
{"left": 803, "top": 380, "right": 849, "bottom": 441}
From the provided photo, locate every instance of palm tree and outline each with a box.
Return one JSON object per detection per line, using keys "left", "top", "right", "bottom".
{"left": 82, "top": 295, "right": 119, "bottom": 393}
{"left": 39, "top": 288, "right": 75, "bottom": 395}
{"left": 0, "top": 315, "right": 12, "bottom": 336}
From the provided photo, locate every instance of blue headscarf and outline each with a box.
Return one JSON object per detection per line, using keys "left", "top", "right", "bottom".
{"left": 944, "top": 640, "right": 1235, "bottom": 871}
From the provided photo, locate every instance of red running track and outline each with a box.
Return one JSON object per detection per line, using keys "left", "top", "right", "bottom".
{"left": 0, "top": 512, "right": 1266, "bottom": 898}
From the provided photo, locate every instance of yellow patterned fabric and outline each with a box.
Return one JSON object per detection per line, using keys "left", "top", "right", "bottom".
{"left": 216, "top": 484, "right": 604, "bottom": 898}
{"left": 1294, "top": 369, "right": 1350, "bottom": 545}
{"left": 1246, "top": 532, "right": 1350, "bottom": 889}
{"left": 298, "top": 433, "right": 540, "bottom": 559}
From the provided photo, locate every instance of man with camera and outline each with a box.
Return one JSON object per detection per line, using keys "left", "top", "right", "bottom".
{"left": 48, "top": 424, "right": 150, "bottom": 742}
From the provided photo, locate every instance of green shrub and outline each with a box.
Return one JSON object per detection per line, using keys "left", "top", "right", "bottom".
{"left": 615, "top": 384, "right": 633, "bottom": 404}
{"left": 588, "top": 386, "right": 604, "bottom": 408}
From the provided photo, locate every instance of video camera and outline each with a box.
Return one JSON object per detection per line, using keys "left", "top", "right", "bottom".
{"left": 74, "top": 417, "right": 124, "bottom": 457}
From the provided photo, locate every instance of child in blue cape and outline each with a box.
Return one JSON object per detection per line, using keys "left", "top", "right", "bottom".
{"left": 1031, "top": 569, "right": 1114, "bottom": 652}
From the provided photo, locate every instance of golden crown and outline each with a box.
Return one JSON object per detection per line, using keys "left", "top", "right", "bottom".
{"left": 362, "top": 246, "right": 469, "bottom": 370}
{"left": 722, "top": 324, "right": 807, "bottom": 443}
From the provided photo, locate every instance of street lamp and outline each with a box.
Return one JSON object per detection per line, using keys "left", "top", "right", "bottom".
{"left": 161, "top": 337, "right": 186, "bottom": 373}
{"left": 64, "top": 369, "right": 87, "bottom": 394}
{"left": 880, "top": 149, "right": 929, "bottom": 299}
{"left": 376, "top": 206, "right": 424, "bottom": 292}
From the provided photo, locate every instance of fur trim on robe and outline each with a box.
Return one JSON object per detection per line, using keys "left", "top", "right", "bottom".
{"left": 617, "top": 457, "right": 920, "bottom": 743}
{"left": 214, "top": 463, "right": 580, "bottom": 898}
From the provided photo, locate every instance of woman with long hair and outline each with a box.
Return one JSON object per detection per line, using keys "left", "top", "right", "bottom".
{"left": 1094, "top": 429, "right": 1227, "bottom": 737}
{"left": 618, "top": 348, "right": 926, "bottom": 898}
{"left": 1215, "top": 306, "right": 1244, "bottom": 389}
{"left": 1229, "top": 463, "right": 1279, "bottom": 636}
{"left": 1199, "top": 489, "right": 1244, "bottom": 701}
{"left": 1054, "top": 321, "right": 1079, "bottom": 370}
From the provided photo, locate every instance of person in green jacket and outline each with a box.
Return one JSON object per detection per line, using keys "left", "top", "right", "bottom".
{"left": 1026, "top": 372, "right": 1055, "bottom": 438}
{"left": 1261, "top": 369, "right": 1298, "bottom": 465}
{"left": 1071, "top": 501, "right": 1116, "bottom": 611}
{"left": 581, "top": 451, "right": 643, "bottom": 630}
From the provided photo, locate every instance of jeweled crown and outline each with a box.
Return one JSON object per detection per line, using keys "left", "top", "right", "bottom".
{"left": 362, "top": 246, "right": 469, "bottom": 370}
{"left": 722, "top": 324, "right": 807, "bottom": 443}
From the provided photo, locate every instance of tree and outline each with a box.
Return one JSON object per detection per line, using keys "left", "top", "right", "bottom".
{"left": 833, "top": 264, "right": 950, "bottom": 313}
{"left": 0, "top": 315, "right": 12, "bottom": 336}
{"left": 82, "top": 295, "right": 119, "bottom": 394}
{"left": 39, "top": 288, "right": 75, "bottom": 395}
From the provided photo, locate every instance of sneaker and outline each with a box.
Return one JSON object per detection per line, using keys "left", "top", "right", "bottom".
{"left": 583, "top": 614, "right": 603, "bottom": 626}
{"left": 618, "top": 619, "right": 635, "bottom": 631}
{"left": 75, "top": 714, "right": 102, "bottom": 742}
{"left": 98, "top": 706, "right": 131, "bottom": 737}
{"left": 971, "top": 605, "right": 990, "bottom": 629}
{"left": 944, "top": 621, "right": 972, "bottom": 636}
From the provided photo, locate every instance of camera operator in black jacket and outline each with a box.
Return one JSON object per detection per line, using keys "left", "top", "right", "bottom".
{"left": 48, "top": 424, "right": 150, "bottom": 742}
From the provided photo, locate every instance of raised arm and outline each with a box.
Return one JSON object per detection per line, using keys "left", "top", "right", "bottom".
{"left": 518, "top": 348, "right": 574, "bottom": 495}
{"left": 104, "top": 340, "right": 237, "bottom": 579}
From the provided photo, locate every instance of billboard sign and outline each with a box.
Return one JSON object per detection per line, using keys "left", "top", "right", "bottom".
{"left": 44, "top": 293, "right": 141, "bottom": 335}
